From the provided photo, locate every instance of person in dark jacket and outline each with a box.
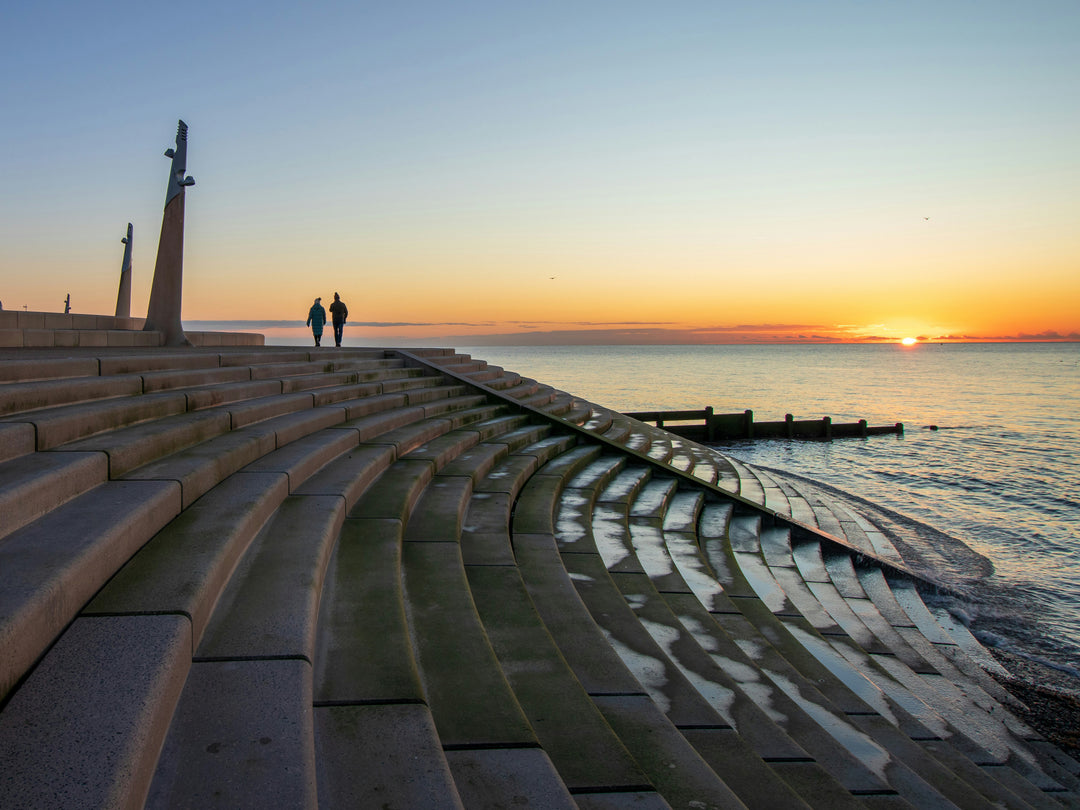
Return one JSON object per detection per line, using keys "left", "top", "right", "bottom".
{"left": 306, "top": 297, "right": 327, "bottom": 346}
{"left": 328, "top": 292, "right": 348, "bottom": 347}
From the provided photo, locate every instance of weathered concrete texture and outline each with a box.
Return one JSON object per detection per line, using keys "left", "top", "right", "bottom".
{"left": 23, "top": 393, "right": 191, "bottom": 458}
{"left": 123, "top": 422, "right": 279, "bottom": 508}
{"left": 467, "top": 564, "right": 651, "bottom": 791}
{"left": 314, "top": 517, "right": 424, "bottom": 704}
{"left": 592, "top": 694, "right": 749, "bottom": 809}
{"left": 0, "top": 374, "right": 142, "bottom": 416}
{"left": 293, "top": 442, "right": 396, "bottom": 510}
{"left": 0, "top": 421, "right": 34, "bottom": 463}
{"left": 146, "top": 659, "right": 316, "bottom": 809}
{"left": 0, "top": 615, "right": 191, "bottom": 810}
{"left": 0, "top": 450, "right": 108, "bottom": 537}
{"left": 85, "top": 472, "right": 289, "bottom": 647}
{"left": 0, "top": 479, "right": 181, "bottom": 701}
{"left": 571, "top": 792, "right": 672, "bottom": 810}
{"left": 0, "top": 354, "right": 99, "bottom": 383}
{"left": 241, "top": 427, "right": 358, "bottom": 491}
{"left": 61, "top": 408, "right": 232, "bottom": 477}
{"left": 196, "top": 495, "right": 344, "bottom": 661}
{"left": 140, "top": 365, "right": 252, "bottom": 392}
{"left": 314, "top": 704, "right": 463, "bottom": 810}
{"left": 405, "top": 475, "right": 474, "bottom": 541}
{"left": 349, "top": 458, "right": 434, "bottom": 522}
{"left": 444, "top": 748, "right": 577, "bottom": 810}
{"left": 403, "top": 540, "right": 537, "bottom": 747}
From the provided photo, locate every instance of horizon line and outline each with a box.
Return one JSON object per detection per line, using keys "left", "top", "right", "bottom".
{"left": 182, "top": 320, "right": 1080, "bottom": 346}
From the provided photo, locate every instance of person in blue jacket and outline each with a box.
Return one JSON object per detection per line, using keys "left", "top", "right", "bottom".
{"left": 306, "top": 297, "right": 327, "bottom": 346}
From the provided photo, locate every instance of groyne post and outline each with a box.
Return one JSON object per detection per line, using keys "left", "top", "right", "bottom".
{"left": 785, "top": 413, "right": 794, "bottom": 439}
{"left": 705, "top": 406, "right": 715, "bottom": 441}
{"left": 143, "top": 120, "right": 195, "bottom": 347}
{"left": 115, "top": 223, "right": 132, "bottom": 319}
{"left": 744, "top": 409, "right": 754, "bottom": 439}
{"left": 823, "top": 415, "right": 832, "bottom": 441}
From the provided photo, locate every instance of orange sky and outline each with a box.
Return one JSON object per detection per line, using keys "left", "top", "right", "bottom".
{"left": 2, "top": 4, "right": 1078, "bottom": 345}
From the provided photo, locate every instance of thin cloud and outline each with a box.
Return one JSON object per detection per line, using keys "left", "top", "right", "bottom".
{"left": 507, "top": 320, "right": 677, "bottom": 327}
{"left": 689, "top": 323, "right": 829, "bottom": 334}
{"left": 184, "top": 320, "right": 494, "bottom": 329}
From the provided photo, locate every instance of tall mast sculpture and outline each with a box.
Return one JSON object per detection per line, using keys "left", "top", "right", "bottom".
{"left": 115, "top": 223, "right": 133, "bottom": 319}
{"left": 143, "top": 120, "right": 195, "bottom": 346}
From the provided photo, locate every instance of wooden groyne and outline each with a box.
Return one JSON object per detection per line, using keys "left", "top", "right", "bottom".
{"left": 625, "top": 406, "right": 903, "bottom": 441}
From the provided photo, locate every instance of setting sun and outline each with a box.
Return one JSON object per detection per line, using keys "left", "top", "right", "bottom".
{"left": 901, "top": 337, "right": 918, "bottom": 346}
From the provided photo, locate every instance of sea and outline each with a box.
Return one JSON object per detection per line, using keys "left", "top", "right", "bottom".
{"left": 197, "top": 327, "right": 1080, "bottom": 682}
{"left": 453, "top": 343, "right": 1080, "bottom": 683}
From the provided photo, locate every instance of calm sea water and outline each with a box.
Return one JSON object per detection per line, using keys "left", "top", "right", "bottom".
{"left": 458, "top": 343, "right": 1080, "bottom": 679}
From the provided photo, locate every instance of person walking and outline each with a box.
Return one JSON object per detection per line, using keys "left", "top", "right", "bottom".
{"left": 329, "top": 292, "right": 348, "bottom": 347}
{"left": 306, "top": 297, "right": 327, "bottom": 346}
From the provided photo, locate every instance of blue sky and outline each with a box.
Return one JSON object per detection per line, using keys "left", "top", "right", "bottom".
{"left": 2, "top": 1, "right": 1078, "bottom": 342}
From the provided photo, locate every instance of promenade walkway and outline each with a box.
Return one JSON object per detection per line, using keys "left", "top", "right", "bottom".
{"left": 0, "top": 345, "right": 1076, "bottom": 808}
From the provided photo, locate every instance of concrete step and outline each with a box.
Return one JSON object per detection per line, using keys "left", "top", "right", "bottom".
{"left": 751, "top": 466, "right": 793, "bottom": 516}
{"left": 500, "top": 377, "right": 541, "bottom": 400}
{"left": 669, "top": 521, "right": 1025, "bottom": 805}
{"left": 139, "top": 365, "right": 254, "bottom": 393}
{"left": 560, "top": 401, "right": 592, "bottom": 425}
{"left": 701, "top": 504, "right": 1070, "bottom": 804}
{"left": 772, "top": 474, "right": 822, "bottom": 528}
{"left": 581, "top": 408, "right": 615, "bottom": 434}
{"left": 143, "top": 495, "right": 345, "bottom": 806}
{"left": 60, "top": 409, "right": 234, "bottom": 479}
{"left": 396, "top": 431, "right": 581, "bottom": 806}
{"left": 511, "top": 445, "right": 603, "bottom": 536}
{"left": 0, "top": 479, "right": 181, "bottom": 702}
{"left": 0, "top": 355, "right": 100, "bottom": 383}
{"left": 0, "top": 374, "right": 144, "bottom": 416}
{"left": 96, "top": 352, "right": 223, "bottom": 376}
{"left": 0, "top": 614, "right": 191, "bottom": 809}
{"left": 603, "top": 419, "right": 634, "bottom": 443}
{"left": 516, "top": 454, "right": 755, "bottom": 808}
{"left": 0, "top": 451, "right": 109, "bottom": 540}
{"left": 564, "top": 472, "right": 892, "bottom": 800}
{"left": 3, "top": 390, "right": 191, "bottom": 451}
{"left": 672, "top": 562, "right": 1020, "bottom": 807}
{"left": 0, "top": 422, "right": 34, "bottom": 464}
{"left": 483, "top": 371, "right": 524, "bottom": 391}
{"left": 725, "top": 455, "right": 766, "bottom": 505}
{"left": 85, "top": 473, "right": 289, "bottom": 647}
{"left": 403, "top": 539, "right": 537, "bottom": 747}
{"left": 314, "top": 517, "right": 461, "bottom": 809}
{"left": 465, "top": 563, "right": 658, "bottom": 798}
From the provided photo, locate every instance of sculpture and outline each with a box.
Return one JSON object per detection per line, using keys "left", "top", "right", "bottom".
{"left": 143, "top": 120, "right": 195, "bottom": 346}
{"left": 115, "top": 223, "right": 133, "bottom": 319}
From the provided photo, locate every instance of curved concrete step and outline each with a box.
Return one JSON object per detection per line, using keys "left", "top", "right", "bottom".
{"left": 697, "top": 502, "right": 1073, "bottom": 805}
{"left": 514, "top": 452, "right": 754, "bottom": 809}
{"left": 567, "top": 471, "right": 915, "bottom": 805}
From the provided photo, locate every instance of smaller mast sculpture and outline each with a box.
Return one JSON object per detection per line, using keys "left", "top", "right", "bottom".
{"left": 143, "top": 120, "right": 195, "bottom": 346}
{"left": 115, "top": 223, "right": 133, "bottom": 319}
